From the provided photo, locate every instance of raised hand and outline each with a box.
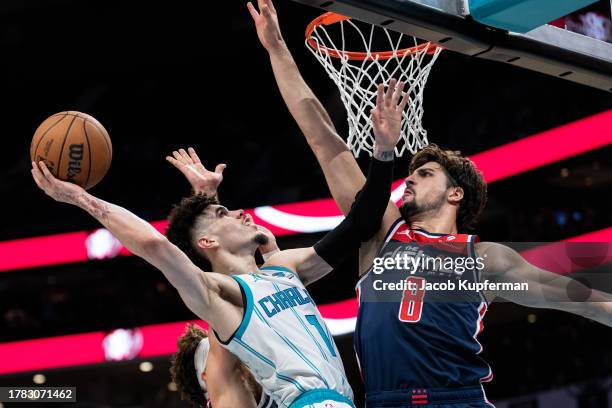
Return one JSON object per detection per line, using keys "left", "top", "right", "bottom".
{"left": 247, "top": 0, "right": 284, "bottom": 52}
{"left": 370, "top": 79, "right": 409, "bottom": 154}
{"left": 31, "top": 161, "right": 85, "bottom": 205}
{"left": 166, "top": 147, "right": 225, "bottom": 196}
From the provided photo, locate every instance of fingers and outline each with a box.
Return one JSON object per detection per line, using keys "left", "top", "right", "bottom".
{"left": 385, "top": 78, "right": 397, "bottom": 105}
{"left": 171, "top": 150, "right": 183, "bottom": 163}
{"left": 169, "top": 147, "right": 201, "bottom": 167}
{"left": 263, "top": 0, "right": 277, "bottom": 13}
{"left": 260, "top": 4, "right": 272, "bottom": 18}
{"left": 398, "top": 90, "right": 411, "bottom": 111}
{"left": 371, "top": 105, "right": 382, "bottom": 130}
{"left": 377, "top": 80, "right": 409, "bottom": 111}
{"left": 370, "top": 107, "right": 379, "bottom": 123}
{"left": 214, "top": 163, "right": 226, "bottom": 175}
{"left": 375, "top": 83, "right": 384, "bottom": 108}
{"left": 38, "top": 161, "right": 54, "bottom": 180}
{"left": 31, "top": 162, "right": 46, "bottom": 188}
{"left": 392, "top": 81, "right": 405, "bottom": 107}
{"left": 178, "top": 148, "right": 193, "bottom": 164}
{"left": 247, "top": 2, "right": 259, "bottom": 19}
{"left": 172, "top": 149, "right": 199, "bottom": 167}
{"left": 187, "top": 147, "right": 201, "bottom": 164}
{"left": 166, "top": 155, "right": 181, "bottom": 168}
{"left": 256, "top": 0, "right": 266, "bottom": 13}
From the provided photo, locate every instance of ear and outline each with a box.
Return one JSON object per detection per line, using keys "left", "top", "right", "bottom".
{"left": 197, "top": 236, "right": 219, "bottom": 251}
{"left": 201, "top": 371, "right": 207, "bottom": 382}
{"left": 448, "top": 186, "right": 464, "bottom": 204}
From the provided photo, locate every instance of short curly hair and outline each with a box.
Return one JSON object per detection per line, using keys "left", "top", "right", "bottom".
{"left": 409, "top": 144, "right": 487, "bottom": 231}
{"left": 170, "top": 324, "right": 208, "bottom": 407}
{"left": 166, "top": 193, "right": 219, "bottom": 272}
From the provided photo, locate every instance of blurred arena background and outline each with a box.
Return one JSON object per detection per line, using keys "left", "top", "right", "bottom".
{"left": 0, "top": 0, "right": 611, "bottom": 407}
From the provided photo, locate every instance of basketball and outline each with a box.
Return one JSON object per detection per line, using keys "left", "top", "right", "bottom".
{"left": 30, "top": 111, "right": 112, "bottom": 190}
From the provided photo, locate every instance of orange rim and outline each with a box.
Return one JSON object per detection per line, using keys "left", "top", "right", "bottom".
{"left": 305, "top": 12, "right": 441, "bottom": 61}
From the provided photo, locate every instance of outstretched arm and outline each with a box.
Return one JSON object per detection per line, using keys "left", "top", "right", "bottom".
{"left": 480, "top": 242, "right": 612, "bottom": 327}
{"left": 31, "top": 162, "right": 243, "bottom": 339}
{"left": 247, "top": 0, "right": 401, "bottom": 227}
{"left": 265, "top": 81, "right": 407, "bottom": 285}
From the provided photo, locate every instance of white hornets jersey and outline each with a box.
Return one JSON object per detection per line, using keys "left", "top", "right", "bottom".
{"left": 218, "top": 266, "right": 353, "bottom": 407}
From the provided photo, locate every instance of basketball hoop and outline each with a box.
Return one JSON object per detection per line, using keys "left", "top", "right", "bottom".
{"left": 306, "top": 13, "right": 443, "bottom": 157}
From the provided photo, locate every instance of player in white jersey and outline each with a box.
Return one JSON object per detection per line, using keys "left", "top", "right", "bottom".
{"left": 31, "top": 78, "right": 409, "bottom": 407}
{"left": 222, "top": 265, "right": 348, "bottom": 406}
{"left": 167, "top": 151, "right": 280, "bottom": 408}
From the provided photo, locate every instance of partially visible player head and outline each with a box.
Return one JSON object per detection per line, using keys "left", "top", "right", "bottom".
{"left": 166, "top": 193, "right": 269, "bottom": 271}
{"left": 170, "top": 323, "right": 263, "bottom": 407}
{"left": 170, "top": 323, "right": 210, "bottom": 407}
{"left": 401, "top": 144, "right": 487, "bottom": 231}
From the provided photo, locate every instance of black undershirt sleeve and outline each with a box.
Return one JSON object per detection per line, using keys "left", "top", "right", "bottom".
{"left": 313, "top": 157, "right": 394, "bottom": 268}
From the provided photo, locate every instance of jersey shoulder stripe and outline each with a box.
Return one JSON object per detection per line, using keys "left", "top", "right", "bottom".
{"left": 227, "top": 275, "right": 254, "bottom": 342}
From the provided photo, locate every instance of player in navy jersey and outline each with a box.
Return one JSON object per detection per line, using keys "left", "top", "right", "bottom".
{"left": 254, "top": 1, "right": 612, "bottom": 405}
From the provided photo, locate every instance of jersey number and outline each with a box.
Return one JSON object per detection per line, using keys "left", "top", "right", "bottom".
{"left": 305, "top": 314, "right": 337, "bottom": 357}
{"left": 398, "top": 277, "right": 426, "bottom": 323}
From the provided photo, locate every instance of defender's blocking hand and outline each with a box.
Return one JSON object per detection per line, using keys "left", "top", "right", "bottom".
{"left": 371, "top": 79, "right": 409, "bottom": 153}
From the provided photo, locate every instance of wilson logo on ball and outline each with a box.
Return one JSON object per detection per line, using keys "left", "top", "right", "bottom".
{"left": 66, "top": 143, "right": 84, "bottom": 181}
{"left": 30, "top": 111, "right": 112, "bottom": 190}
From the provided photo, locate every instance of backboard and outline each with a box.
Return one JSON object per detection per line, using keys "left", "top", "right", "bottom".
{"left": 291, "top": 0, "right": 612, "bottom": 92}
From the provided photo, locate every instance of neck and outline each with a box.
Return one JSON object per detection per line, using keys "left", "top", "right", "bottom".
{"left": 209, "top": 249, "right": 259, "bottom": 276}
{"left": 408, "top": 207, "right": 458, "bottom": 235}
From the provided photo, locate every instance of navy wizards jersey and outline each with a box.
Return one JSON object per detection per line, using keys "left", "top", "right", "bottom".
{"left": 355, "top": 219, "right": 493, "bottom": 401}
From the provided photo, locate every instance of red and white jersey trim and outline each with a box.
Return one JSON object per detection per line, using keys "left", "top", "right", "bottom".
{"left": 356, "top": 219, "right": 477, "bottom": 293}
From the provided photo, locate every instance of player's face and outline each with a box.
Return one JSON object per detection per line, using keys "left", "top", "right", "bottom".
{"left": 197, "top": 205, "right": 267, "bottom": 253}
{"left": 400, "top": 162, "right": 452, "bottom": 219}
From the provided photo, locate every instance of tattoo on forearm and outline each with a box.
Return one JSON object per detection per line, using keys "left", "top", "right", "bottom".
{"left": 373, "top": 146, "right": 395, "bottom": 161}
{"left": 80, "top": 194, "right": 111, "bottom": 223}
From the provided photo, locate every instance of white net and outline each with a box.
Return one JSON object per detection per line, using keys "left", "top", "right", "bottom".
{"left": 306, "top": 14, "right": 442, "bottom": 157}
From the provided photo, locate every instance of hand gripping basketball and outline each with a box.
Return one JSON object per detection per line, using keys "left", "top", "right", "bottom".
{"left": 30, "top": 111, "right": 112, "bottom": 190}
{"left": 31, "top": 161, "right": 85, "bottom": 205}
